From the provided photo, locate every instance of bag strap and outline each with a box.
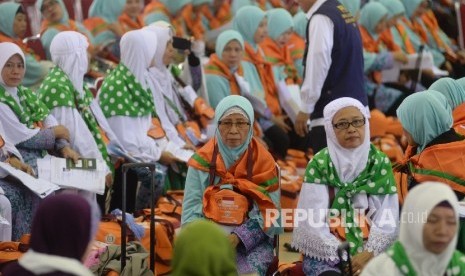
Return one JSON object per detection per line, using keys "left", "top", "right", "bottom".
{"left": 208, "top": 144, "right": 219, "bottom": 186}
{"left": 246, "top": 144, "right": 253, "bottom": 181}
{"left": 208, "top": 144, "right": 253, "bottom": 186}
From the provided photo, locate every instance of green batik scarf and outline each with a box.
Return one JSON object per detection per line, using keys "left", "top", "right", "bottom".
{"left": 38, "top": 66, "right": 113, "bottom": 174}
{"left": 0, "top": 85, "right": 49, "bottom": 128}
{"left": 305, "top": 144, "right": 397, "bottom": 255}
{"left": 99, "top": 63, "right": 155, "bottom": 118}
{"left": 388, "top": 241, "right": 465, "bottom": 275}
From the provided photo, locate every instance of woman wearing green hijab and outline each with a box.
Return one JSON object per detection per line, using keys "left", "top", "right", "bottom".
{"left": 0, "top": 2, "right": 52, "bottom": 88}
{"left": 172, "top": 219, "right": 237, "bottom": 276}
{"left": 233, "top": 5, "right": 291, "bottom": 160}
{"left": 395, "top": 90, "right": 465, "bottom": 198}
{"left": 183, "top": 95, "right": 281, "bottom": 275}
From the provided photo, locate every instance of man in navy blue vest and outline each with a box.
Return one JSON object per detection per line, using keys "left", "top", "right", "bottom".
{"left": 294, "top": 0, "right": 368, "bottom": 153}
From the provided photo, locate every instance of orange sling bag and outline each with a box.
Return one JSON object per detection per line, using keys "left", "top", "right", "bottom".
{"left": 202, "top": 145, "right": 252, "bottom": 226}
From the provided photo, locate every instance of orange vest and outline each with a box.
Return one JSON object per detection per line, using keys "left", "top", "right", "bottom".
{"left": 40, "top": 19, "right": 78, "bottom": 35}
{"left": 256, "top": 0, "right": 282, "bottom": 10}
{"left": 0, "top": 33, "right": 40, "bottom": 60}
{"left": 83, "top": 17, "right": 109, "bottom": 38}
{"left": 118, "top": 12, "right": 144, "bottom": 33}
{"left": 379, "top": 28, "right": 401, "bottom": 52}
{"left": 395, "top": 21, "right": 416, "bottom": 54}
{"left": 196, "top": 2, "right": 231, "bottom": 30}
{"left": 188, "top": 138, "right": 279, "bottom": 230}
{"left": 243, "top": 43, "right": 282, "bottom": 116}
{"left": 409, "top": 140, "right": 465, "bottom": 194}
{"left": 421, "top": 10, "right": 451, "bottom": 53}
{"left": 204, "top": 54, "right": 243, "bottom": 95}
{"left": 402, "top": 17, "right": 428, "bottom": 44}
{"left": 260, "top": 37, "right": 301, "bottom": 85}
{"left": 287, "top": 32, "right": 306, "bottom": 61}
{"left": 453, "top": 103, "right": 465, "bottom": 136}
{"left": 143, "top": 2, "right": 203, "bottom": 39}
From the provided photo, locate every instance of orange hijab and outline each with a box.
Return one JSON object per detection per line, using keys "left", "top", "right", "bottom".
{"left": 243, "top": 43, "right": 281, "bottom": 116}
{"left": 188, "top": 137, "right": 279, "bottom": 229}
{"left": 260, "top": 37, "right": 301, "bottom": 84}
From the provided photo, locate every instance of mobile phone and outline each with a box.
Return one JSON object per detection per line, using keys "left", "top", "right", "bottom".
{"left": 172, "top": 36, "right": 191, "bottom": 51}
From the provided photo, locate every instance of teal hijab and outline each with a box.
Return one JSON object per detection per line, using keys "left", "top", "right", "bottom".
{"left": 0, "top": 2, "right": 22, "bottom": 38}
{"left": 160, "top": 0, "right": 191, "bottom": 15}
{"left": 397, "top": 90, "right": 453, "bottom": 153}
{"left": 37, "top": 0, "right": 69, "bottom": 23}
{"left": 172, "top": 220, "right": 237, "bottom": 276}
{"left": 457, "top": 77, "right": 465, "bottom": 96}
{"left": 375, "top": 0, "right": 405, "bottom": 19}
{"left": 88, "top": 0, "right": 125, "bottom": 22}
{"left": 215, "top": 30, "right": 244, "bottom": 59}
{"left": 214, "top": 95, "right": 254, "bottom": 169}
{"left": 293, "top": 11, "right": 307, "bottom": 39}
{"left": 233, "top": 6, "right": 266, "bottom": 46}
{"left": 429, "top": 78, "right": 465, "bottom": 110}
{"left": 266, "top": 8, "right": 293, "bottom": 41}
{"left": 401, "top": 0, "right": 423, "bottom": 19}
{"left": 192, "top": 0, "right": 212, "bottom": 6}
{"left": 339, "top": 0, "right": 361, "bottom": 17}
{"left": 359, "top": 2, "right": 388, "bottom": 38}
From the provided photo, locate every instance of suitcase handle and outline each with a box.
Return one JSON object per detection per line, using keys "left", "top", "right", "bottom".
{"left": 338, "top": 242, "right": 353, "bottom": 276}
{"left": 121, "top": 162, "right": 157, "bottom": 272}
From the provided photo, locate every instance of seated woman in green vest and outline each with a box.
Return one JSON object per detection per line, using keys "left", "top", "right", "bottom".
{"left": 362, "top": 181, "right": 465, "bottom": 275}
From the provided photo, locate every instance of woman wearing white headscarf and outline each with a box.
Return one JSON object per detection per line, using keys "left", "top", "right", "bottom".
{"left": 145, "top": 24, "right": 193, "bottom": 148}
{"left": 362, "top": 181, "right": 465, "bottom": 275}
{"left": 99, "top": 29, "right": 176, "bottom": 211}
{"left": 0, "top": 42, "right": 79, "bottom": 239}
{"left": 292, "top": 97, "right": 399, "bottom": 275}
{"left": 145, "top": 23, "right": 209, "bottom": 149}
{"left": 38, "top": 31, "right": 113, "bottom": 203}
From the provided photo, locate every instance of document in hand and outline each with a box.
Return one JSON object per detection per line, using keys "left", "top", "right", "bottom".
{"left": 37, "top": 156, "right": 106, "bottom": 195}
{"left": 0, "top": 162, "right": 59, "bottom": 198}
{"left": 234, "top": 73, "right": 269, "bottom": 117}
{"left": 277, "top": 81, "right": 301, "bottom": 124}
{"left": 381, "top": 52, "right": 436, "bottom": 83}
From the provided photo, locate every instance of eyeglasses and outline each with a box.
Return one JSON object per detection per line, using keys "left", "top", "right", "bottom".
{"left": 41, "top": 0, "right": 58, "bottom": 12}
{"left": 218, "top": 121, "right": 251, "bottom": 130}
{"left": 333, "top": 118, "right": 365, "bottom": 130}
